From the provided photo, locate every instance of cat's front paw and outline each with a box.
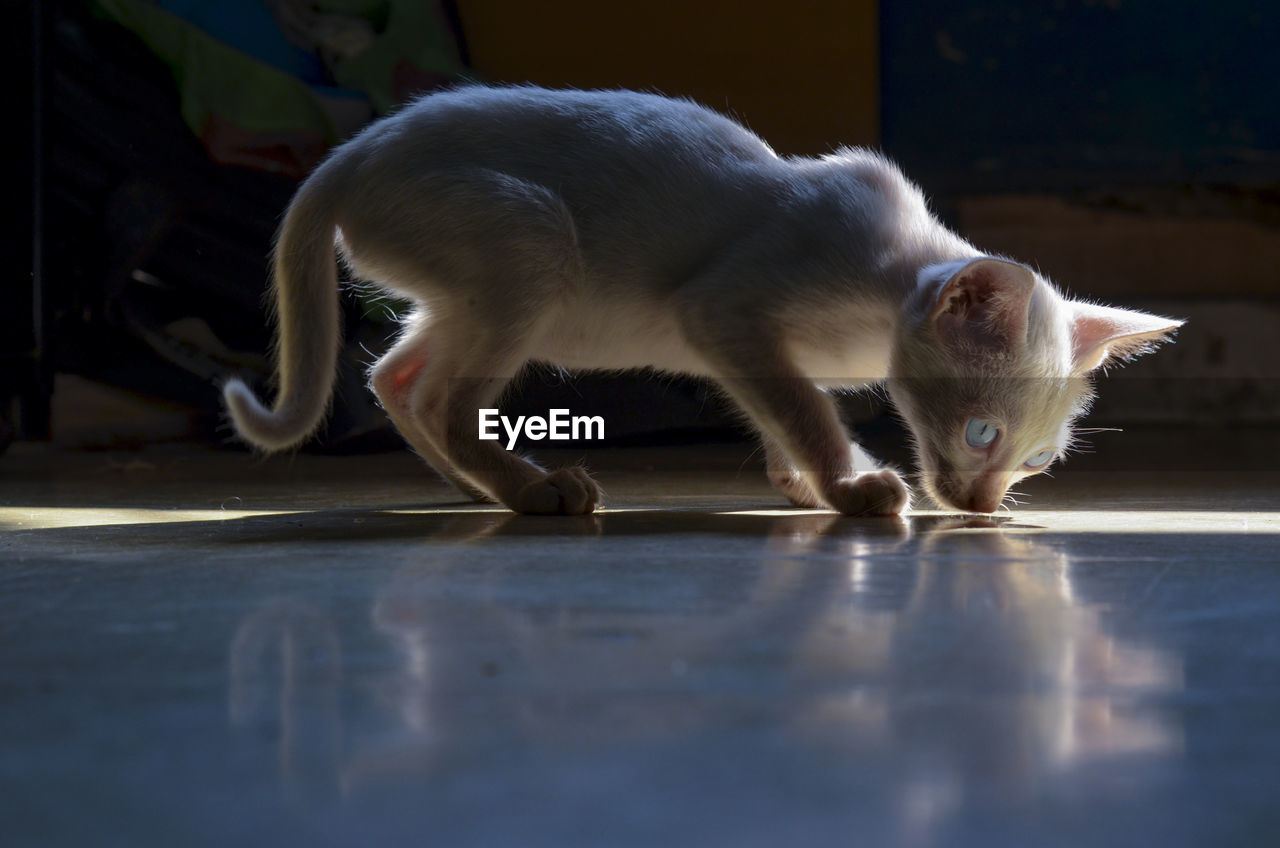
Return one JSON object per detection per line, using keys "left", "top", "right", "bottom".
{"left": 511, "top": 467, "right": 602, "bottom": 515}
{"left": 822, "top": 470, "right": 911, "bottom": 516}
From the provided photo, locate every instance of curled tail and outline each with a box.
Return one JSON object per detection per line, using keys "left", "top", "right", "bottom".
{"left": 223, "top": 168, "right": 343, "bottom": 451}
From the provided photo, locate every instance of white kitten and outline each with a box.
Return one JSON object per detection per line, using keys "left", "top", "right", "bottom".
{"left": 223, "top": 85, "right": 1182, "bottom": 515}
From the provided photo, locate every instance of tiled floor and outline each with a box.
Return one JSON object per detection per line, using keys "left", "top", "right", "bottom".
{"left": 2, "top": 441, "right": 1279, "bottom": 846}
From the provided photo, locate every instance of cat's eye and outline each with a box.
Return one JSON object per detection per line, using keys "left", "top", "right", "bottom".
{"left": 964, "top": 418, "right": 999, "bottom": 448}
{"left": 1024, "top": 448, "right": 1055, "bottom": 469}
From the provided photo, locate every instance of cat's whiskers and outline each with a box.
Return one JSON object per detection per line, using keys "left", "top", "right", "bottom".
{"left": 999, "top": 487, "right": 1029, "bottom": 513}
{"left": 1065, "top": 425, "right": 1122, "bottom": 456}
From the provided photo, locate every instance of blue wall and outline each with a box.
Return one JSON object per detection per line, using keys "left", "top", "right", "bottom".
{"left": 881, "top": 1, "right": 1279, "bottom": 190}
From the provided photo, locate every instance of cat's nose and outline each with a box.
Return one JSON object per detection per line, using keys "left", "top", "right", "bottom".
{"left": 964, "top": 474, "right": 1006, "bottom": 513}
{"left": 965, "top": 492, "right": 1001, "bottom": 513}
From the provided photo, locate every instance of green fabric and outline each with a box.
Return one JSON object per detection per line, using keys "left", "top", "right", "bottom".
{"left": 90, "top": 0, "right": 466, "bottom": 170}
{"left": 91, "top": 0, "right": 339, "bottom": 142}
{"left": 326, "top": 1, "right": 463, "bottom": 115}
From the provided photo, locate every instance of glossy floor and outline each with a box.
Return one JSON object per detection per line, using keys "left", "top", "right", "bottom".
{"left": 2, "top": 443, "right": 1278, "bottom": 846}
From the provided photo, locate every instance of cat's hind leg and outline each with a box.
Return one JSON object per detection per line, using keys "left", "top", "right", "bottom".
{"left": 430, "top": 326, "right": 601, "bottom": 515}
{"left": 380, "top": 309, "right": 599, "bottom": 515}
{"left": 369, "top": 312, "right": 491, "bottom": 502}
{"left": 355, "top": 168, "right": 596, "bottom": 513}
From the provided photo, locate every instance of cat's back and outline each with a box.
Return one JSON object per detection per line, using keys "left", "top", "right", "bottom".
{"left": 345, "top": 85, "right": 780, "bottom": 177}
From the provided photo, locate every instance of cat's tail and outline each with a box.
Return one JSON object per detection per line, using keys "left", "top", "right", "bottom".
{"left": 222, "top": 165, "right": 345, "bottom": 452}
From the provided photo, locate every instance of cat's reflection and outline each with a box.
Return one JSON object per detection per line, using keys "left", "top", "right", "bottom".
{"left": 791, "top": 523, "right": 1183, "bottom": 840}
{"left": 227, "top": 511, "right": 1183, "bottom": 820}
{"left": 228, "top": 599, "right": 344, "bottom": 798}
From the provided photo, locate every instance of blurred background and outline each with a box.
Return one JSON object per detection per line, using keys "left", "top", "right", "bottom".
{"left": 3, "top": 0, "right": 1277, "bottom": 459}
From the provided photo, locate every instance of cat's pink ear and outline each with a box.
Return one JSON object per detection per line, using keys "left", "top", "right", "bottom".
{"left": 929, "top": 258, "right": 1036, "bottom": 350}
{"left": 1069, "top": 302, "right": 1184, "bottom": 373}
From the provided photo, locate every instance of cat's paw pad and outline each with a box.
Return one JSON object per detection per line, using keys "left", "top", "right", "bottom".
{"left": 767, "top": 470, "right": 823, "bottom": 508}
{"left": 512, "top": 467, "right": 601, "bottom": 515}
{"left": 824, "top": 470, "right": 911, "bottom": 516}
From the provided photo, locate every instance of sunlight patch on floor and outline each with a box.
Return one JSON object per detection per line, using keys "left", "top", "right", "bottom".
{"left": 708, "top": 508, "right": 1280, "bottom": 533}
{"left": 0, "top": 507, "right": 301, "bottom": 531}
{"left": 3, "top": 505, "right": 1277, "bottom": 535}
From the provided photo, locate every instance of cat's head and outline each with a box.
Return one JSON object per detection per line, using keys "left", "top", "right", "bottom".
{"left": 887, "top": 257, "right": 1182, "bottom": 512}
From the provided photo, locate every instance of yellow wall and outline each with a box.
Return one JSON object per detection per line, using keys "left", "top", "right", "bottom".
{"left": 455, "top": 0, "right": 879, "bottom": 156}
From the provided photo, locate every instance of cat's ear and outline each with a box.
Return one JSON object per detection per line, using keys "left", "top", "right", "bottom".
{"left": 1069, "top": 302, "right": 1184, "bottom": 373}
{"left": 926, "top": 258, "right": 1036, "bottom": 350}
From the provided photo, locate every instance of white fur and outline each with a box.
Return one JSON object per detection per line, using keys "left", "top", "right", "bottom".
{"left": 223, "top": 85, "right": 1183, "bottom": 515}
